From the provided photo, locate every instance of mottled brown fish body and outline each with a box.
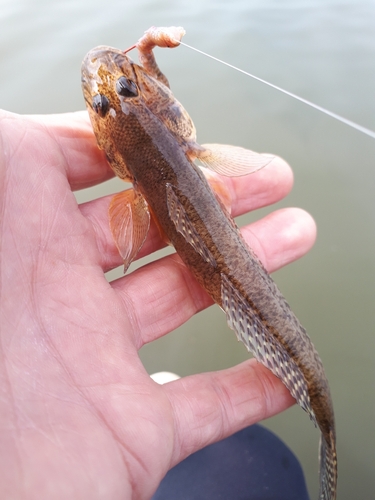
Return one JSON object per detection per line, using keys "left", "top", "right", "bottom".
{"left": 82, "top": 39, "right": 337, "bottom": 499}
{"left": 99, "top": 82, "right": 335, "bottom": 440}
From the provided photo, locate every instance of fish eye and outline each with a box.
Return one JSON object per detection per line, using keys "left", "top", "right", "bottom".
{"left": 92, "top": 94, "right": 110, "bottom": 117}
{"left": 116, "top": 76, "right": 138, "bottom": 98}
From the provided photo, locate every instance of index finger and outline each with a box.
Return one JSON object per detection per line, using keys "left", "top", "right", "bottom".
{"left": 27, "top": 111, "right": 114, "bottom": 190}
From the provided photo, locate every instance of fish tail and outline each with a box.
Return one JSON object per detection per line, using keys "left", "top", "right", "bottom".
{"left": 319, "top": 430, "right": 337, "bottom": 500}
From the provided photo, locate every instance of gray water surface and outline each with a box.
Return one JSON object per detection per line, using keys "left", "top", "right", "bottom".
{"left": 1, "top": 1, "right": 375, "bottom": 499}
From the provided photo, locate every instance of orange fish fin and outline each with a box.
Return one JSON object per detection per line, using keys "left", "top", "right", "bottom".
{"left": 220, "top": 272, "right": 317, "bottom": 425}
{"left": 200, "top": 169, "right": 232, "bottom": 215}
{"left": 197, "top": 143, "right": 274, "bottom": 177}
{"left": 109, "top": 189, "right": 150, "bottom": 272}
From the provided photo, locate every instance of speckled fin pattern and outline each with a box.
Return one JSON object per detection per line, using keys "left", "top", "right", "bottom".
{"left": 319, "top": 433, "right": 338, "bottom": 500}
{"left": 166, "top": 183, "right": 216, "bottom": 267}
{"left": 220, "top": 273, "right": 317, "bottom": 426}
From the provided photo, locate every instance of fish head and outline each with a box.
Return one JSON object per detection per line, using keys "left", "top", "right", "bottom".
{"left": 81, "top": 45, "right": 196, "bottom": 179}
{"left": 81, "top": 46, "right": 145, "bottom": 179}
{"left": 81, "top": 45, "right": 168, "bottom": 115}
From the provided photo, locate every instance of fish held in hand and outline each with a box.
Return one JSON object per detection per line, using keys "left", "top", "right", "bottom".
{"left": 81, "top": 26, "right": 337, "bottom": 499}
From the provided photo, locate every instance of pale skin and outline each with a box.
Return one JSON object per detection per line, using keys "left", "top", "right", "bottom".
{"left": 0, "top": 109, "right": 316, "bottom": 500}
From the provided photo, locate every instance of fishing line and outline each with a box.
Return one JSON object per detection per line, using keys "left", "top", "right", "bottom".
{"left": 175, "top": 39, "right": 375, "bottom": 140}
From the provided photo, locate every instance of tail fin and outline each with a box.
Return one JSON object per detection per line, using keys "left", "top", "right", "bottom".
{"left": 319, "top": 430, "right": 337, "bottom": 500}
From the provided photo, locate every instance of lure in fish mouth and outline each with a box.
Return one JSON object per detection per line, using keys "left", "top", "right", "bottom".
{"left": 81, "top": 26, "right": 337, "bottom": 500}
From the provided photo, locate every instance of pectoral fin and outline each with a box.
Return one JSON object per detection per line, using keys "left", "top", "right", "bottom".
{"left": 109, "top": 189, "right": 150, "bottom": 272}
{"left": 197, "top": 143, "right": 274, "bottom": 177}
{"left": 220, "top": 273, "right": 317, "bottom": 425}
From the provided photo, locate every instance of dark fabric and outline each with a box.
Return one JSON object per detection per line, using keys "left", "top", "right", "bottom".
{"left": 152, "top": 424, "right": 310, "bottom": 500}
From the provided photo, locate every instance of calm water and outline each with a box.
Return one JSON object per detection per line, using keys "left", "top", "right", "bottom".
{"left": 1, "top": 1, "right": 375, "bottom": 498}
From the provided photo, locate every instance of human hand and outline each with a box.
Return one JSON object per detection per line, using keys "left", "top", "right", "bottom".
{"left": 0, "top": 110, "right": 316, "bottom": 499}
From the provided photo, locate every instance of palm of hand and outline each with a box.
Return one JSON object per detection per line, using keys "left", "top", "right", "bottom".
{"left": 0, "top": 110, "right": 315, "bottom": 499}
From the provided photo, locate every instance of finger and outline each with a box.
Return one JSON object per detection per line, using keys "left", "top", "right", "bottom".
{"left": 24, "top": 110, "right": 293, "bottom": 196}
{"left": 163, "top": 358, "right": 295, "bottom": 467}
{"left": 227, "top": 155, "right": 294, "bottom": 215}
{"left": 26, "top": 111, "right": 114, "bottom": 190}
{"left": 111, "top": 208, "right": 316, "bottom": 347}
{"left": 80, "top": 156, "right": 294, "bottom": 272}
{"left": 242, "top": 207, "right": 317, "bottom": 271}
